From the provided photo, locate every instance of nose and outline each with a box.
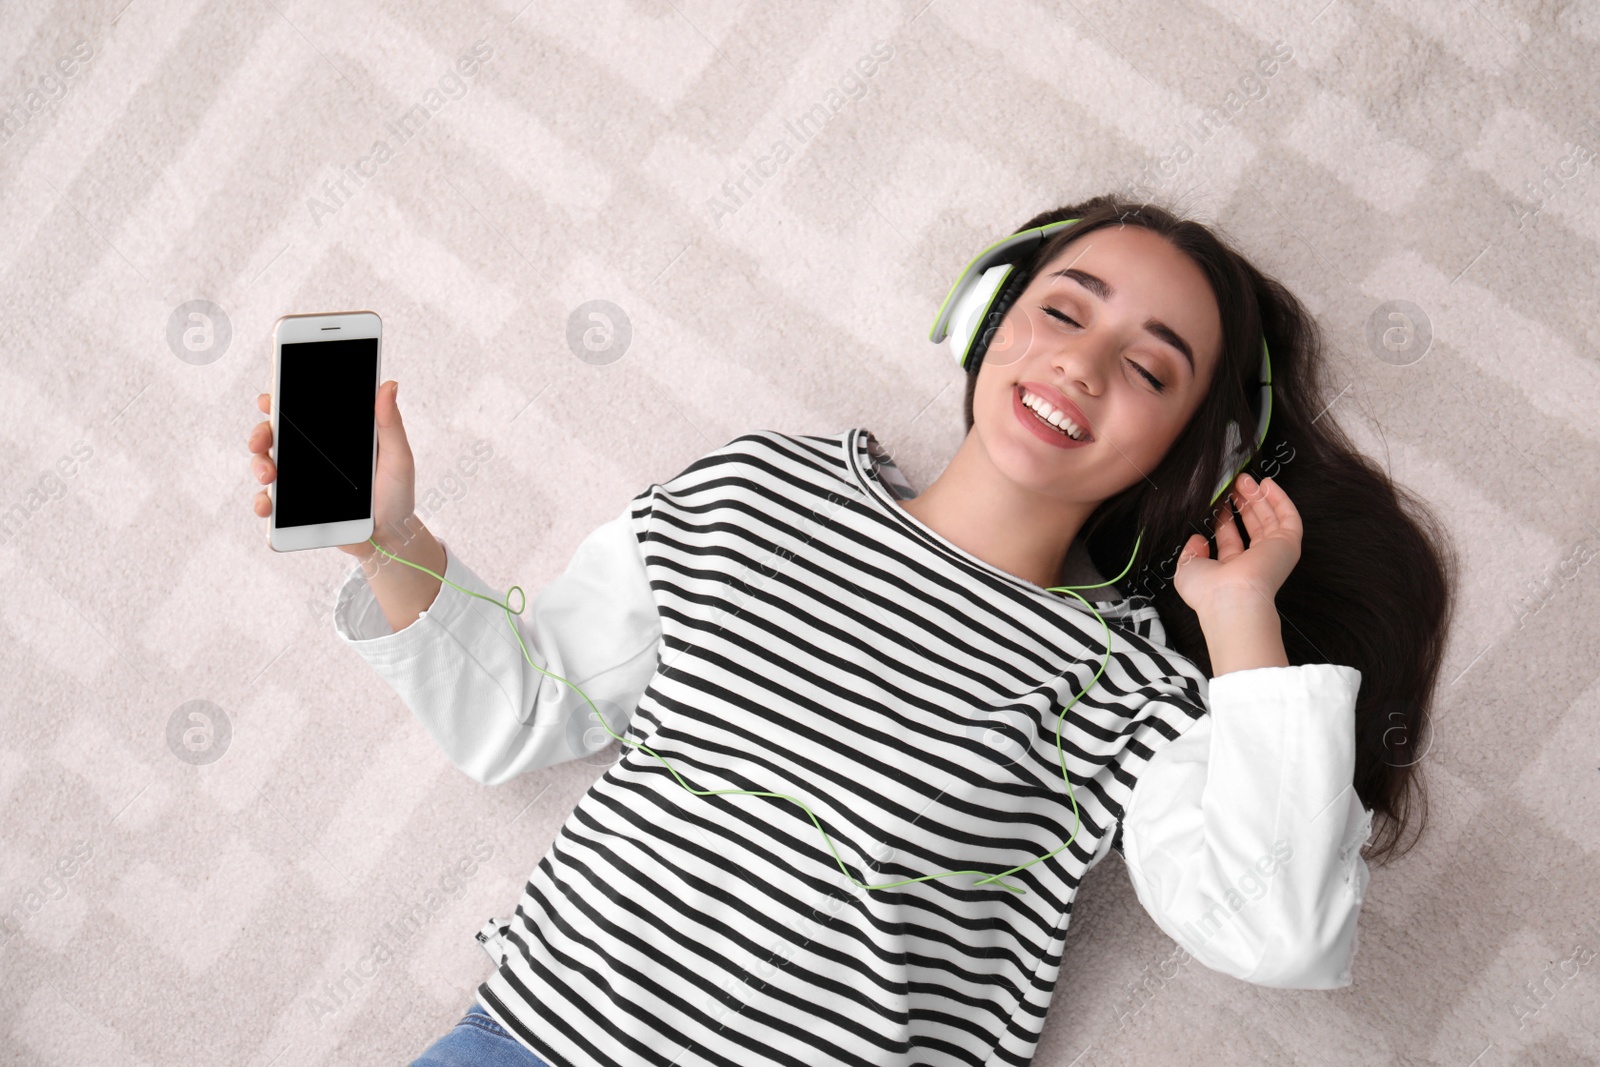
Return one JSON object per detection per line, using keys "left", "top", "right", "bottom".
{"left": 1045, "top": 330, "right": 1113, "bottom": 398}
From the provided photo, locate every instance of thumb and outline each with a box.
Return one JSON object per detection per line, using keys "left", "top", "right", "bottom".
{"left": 375, "top": 380, "right": 412, "bottom": 457}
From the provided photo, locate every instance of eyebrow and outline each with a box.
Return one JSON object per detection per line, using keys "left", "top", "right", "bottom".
{"left": 1047, "top": 268, "right": 1196, "bottom": 376}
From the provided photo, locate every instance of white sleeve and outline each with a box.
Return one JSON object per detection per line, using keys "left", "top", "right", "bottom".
{"left": 1117, "top": 663, "right": 1373, "bottom": 989}
{"left": 330, "top": 499, "right": 662, "bottom": 787}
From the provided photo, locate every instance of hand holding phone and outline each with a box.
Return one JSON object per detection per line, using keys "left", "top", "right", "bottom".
{"left": 247, "top": 379, "right": 417, "bottom": 559}
{"left": 253, "top": 309, "right": 449, "bottom": 630}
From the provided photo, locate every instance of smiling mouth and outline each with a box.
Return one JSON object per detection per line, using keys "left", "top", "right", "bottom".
{"left": 1017, "top": 386, "right": 1092, "bottom": 441}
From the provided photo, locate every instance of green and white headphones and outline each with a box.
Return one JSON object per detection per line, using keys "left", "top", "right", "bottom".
{"left": 929, "top": 218, "right": 1274, "bottom": 509}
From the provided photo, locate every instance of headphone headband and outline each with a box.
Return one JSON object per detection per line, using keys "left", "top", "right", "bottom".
{"left": 929, "top": 217, "right": 1273, "bottom": 506}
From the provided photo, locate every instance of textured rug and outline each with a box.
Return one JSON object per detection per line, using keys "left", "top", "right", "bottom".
{"left": 2, "top": 0, "right": 1598, "bottom": 1064}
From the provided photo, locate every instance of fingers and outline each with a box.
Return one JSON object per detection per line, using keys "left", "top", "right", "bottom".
{"left": 1228, "top": 480, "right": 1262, "bottom": 534}
{"left": 1211, "top": 496, "right": 1242, "bottom": 555}
{"left": 1231, "top": 474, "right": 1273, "bottom": 529}
{"left": 249, "top": 393, "right": 272, "bottom": 453}
{"left": 248, "top": 418, "right": 275, "bottom": 480}
{"left": 252, "top": 395, "right": 275, "bottom": 519}
{"left": 1230, "top": 473, "right": 1298, "bottom": 537}
{"left": 1253, "top": 473, "right": 1303, "bottom": 536}
{"left": 1178, "top": 532, "right": 1209, "bottom": 566}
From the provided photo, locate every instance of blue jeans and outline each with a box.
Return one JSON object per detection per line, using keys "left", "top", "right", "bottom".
{"left": 409, "top": 1001, "right": 552, "bottom": 1067}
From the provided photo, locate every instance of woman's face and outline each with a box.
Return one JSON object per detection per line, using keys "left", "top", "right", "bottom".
{"left": 973, "top": 224, "right": 1224, "bottom": 506}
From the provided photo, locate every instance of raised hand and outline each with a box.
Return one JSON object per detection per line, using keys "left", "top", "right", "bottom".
{"left": 1173, "top": 472, "right": 1303, "bottom": 615}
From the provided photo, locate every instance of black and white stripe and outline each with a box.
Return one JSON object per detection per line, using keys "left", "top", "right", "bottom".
{"left": 477, "top": 428, "right": 1212, "bottom": 1067}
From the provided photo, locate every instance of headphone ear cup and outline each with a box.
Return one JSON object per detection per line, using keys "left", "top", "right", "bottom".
{"left": 946, "top": 264, "right": 1009, "bottom": 372}
{"left": 934, "top": 219, "right": 1078, "bottom": 374}
{"left": 977, "top": 271, "right": 1030, "bottom": 369}
{"left": 1207, "top": 341, "right": 1274, "bottom": 504}
{"left": 957, "top": 266, "right": 1030, "bottom": 374}
{"left": 1209, "top": 419, "right": 1245, "bottom": 505}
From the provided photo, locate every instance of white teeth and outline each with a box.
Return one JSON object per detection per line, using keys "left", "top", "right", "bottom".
{"left": 1021, "top": 390, "right": 1087, "bottom": 440}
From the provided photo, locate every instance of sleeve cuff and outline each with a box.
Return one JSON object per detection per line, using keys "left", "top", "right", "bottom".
{"left": 1206, "top": 662, "right": 1362, "bottom": 711}
{"left": 1122, "top": 662, "right": 1369, "bottom": 989}
{"left": 331, "top": 540, "right": 502, "bottom": 666}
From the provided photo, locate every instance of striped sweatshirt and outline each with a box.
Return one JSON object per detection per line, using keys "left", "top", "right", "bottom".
{"left": 333, "top": 428, "right": 1374, "bottom": 1067}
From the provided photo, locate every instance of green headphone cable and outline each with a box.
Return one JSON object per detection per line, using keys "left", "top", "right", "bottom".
{"left": 362, "top": 530, "right": 1150, "bottom": 895}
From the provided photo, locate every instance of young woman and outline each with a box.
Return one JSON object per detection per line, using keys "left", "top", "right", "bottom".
{"left": 246, "top": 195, "right": 1457, "bottom": 1067}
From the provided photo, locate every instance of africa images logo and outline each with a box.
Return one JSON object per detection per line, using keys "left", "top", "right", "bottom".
{"left": 305, "top": 40, "right": 494, "bottom": 226}
{"left": 705, "top": 39, "right": 895, "bottom": 226}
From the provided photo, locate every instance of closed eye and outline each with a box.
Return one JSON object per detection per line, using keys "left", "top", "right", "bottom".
{"left": 1040, "top": 305, "right": 1166, "bottom": 393}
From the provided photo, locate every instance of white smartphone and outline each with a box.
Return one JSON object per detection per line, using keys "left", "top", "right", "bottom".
{"left": 267, "top": 310, "right": 382, "bottom": 553}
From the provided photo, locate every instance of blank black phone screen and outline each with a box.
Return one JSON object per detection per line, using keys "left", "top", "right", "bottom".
{"left": 274, "top": 337, "right": 378, "bottom": 529}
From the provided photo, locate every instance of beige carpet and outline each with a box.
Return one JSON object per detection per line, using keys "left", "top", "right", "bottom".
{"left": 3, "top": 0, "right": 1599, "bottom": 1064}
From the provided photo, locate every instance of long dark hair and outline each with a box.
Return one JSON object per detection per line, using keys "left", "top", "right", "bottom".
{"left": 960, "top": 195, "right": 1460, "bottom": 866}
